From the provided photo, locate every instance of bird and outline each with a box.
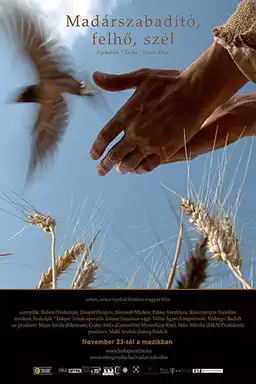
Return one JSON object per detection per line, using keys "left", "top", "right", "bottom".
{"left": 0, "top": 0, "right": 103, "bottom": 183}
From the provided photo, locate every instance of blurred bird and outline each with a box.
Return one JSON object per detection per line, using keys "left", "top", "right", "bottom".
{"left": 0, "top": 0, "right": 104, "bottom": 183}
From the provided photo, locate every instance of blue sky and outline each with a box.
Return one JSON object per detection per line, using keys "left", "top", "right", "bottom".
{"left": 0, "top": 0, "right": 255, "bottom": 289}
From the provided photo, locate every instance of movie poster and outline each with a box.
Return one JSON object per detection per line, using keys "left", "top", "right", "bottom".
{"left": 0, "top": 0, "right": 255, "bottom": 380}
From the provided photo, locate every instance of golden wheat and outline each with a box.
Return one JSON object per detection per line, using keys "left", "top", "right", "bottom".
{"left": 28, "top": 213, "right": 56, "bottom": 233}
{"left": 181, "top": 198, "right": 252, "bottom": 289}
{"left": 71, "top": 230, "right": 100, "bottom": 288}
{"left": 27, "top": 212, "right": 57, "bottom": 288}
{"left": 166, "top": 211, "right": 183, "bottom": 289}
{"left": 73, "top": 260, "right": 98, "bottom": 289}
{"left": 37, "top": 242, "right": 85, "bottom": 289}
{"left": 181, "top": 199, "right": 241, "bottom": 267}
{"left": 176, "top": 236, "right": 209, "bottom": 289}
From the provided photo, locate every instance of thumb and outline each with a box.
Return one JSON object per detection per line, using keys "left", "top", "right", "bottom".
{"left": 92, "top": 69, "right": 148, "bottom": 92}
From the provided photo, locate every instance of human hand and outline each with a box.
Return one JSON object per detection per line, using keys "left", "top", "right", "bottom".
{"left": 129, "top": 93, "right": 256, "bottom": 172}
{"left": 90, "top": 67, "right": 198, "bottom": 175}
{"left": 90, "top": 43, "right": 248, "bottom": 176}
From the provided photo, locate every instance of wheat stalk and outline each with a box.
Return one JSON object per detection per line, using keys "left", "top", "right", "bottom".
{"left": 50, "top": 230, "right": 57, "bottom": 289}
{"left": 176, "top": 236, "right": 209, "bottom": 289}
{"left": 74, "top": 260, "right": 98, "bottom": 289}
{"left": 181, "top": 198, "right": 252, "bottom": 289}
{"left": 166, "top": 211, "right": 184, "bottom": 289}
{"left": 37, "top": 242, "right": 85, "bottom": 289}
{"left": 28, "top": 212, "right": 57, "bottom": 288}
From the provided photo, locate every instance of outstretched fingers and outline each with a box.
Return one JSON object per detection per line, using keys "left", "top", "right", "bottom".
{"left": 89, "top": 90, "right": 143, "bottom": 161}
{"left": 130, "top": 154, "right": 161, "bottom": 174}
{"left": 96, "top": 137, "right": 136, "bottom": 176}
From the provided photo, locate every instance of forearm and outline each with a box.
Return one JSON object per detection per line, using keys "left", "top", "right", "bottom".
{"left": 181, "top": 42, "right": 248, "bottom": 124}
{"left": 170, "top": 93, "right": 256, "bottom": 163}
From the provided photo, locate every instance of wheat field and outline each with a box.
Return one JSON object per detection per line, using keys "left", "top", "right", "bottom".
{"left": 0, "top": 132, "right": 255, "bottom": 290}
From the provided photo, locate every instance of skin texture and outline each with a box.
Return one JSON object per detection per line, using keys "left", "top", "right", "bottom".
{"left": 159, "top": 93, "right": 256, "bottom": 166}
{"left": 90, "top": 42, "right": 248, "bottom": 176}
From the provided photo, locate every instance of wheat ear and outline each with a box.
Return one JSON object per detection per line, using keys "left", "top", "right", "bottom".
{"left": 74, "top": 260, "right": 98, "bottom": 289}
{"left": 176, "top": 236, "right": 209, "bottom": 289}
{"left": 181, "top": 199, "right": 252, "bottom": 289}
{"left": 37, "top": 242, "right": 85, "bottom": 289}
{"left": 71, "top": 229, "right": 100, "bottom": 289}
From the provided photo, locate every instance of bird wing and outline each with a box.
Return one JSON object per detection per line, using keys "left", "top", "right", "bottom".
{"left": 26, "top": 97, "right": 69, "bottom": 182}
{"left": 0, "top": 1, "right": 75, "bottom": 80}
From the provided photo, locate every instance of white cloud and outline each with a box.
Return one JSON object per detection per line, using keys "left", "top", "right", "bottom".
{"left": 40, "top": 0, "right": 120, "bottom": 45}
{"left": 15, "top": 0, "right": 120, "bottom": 46}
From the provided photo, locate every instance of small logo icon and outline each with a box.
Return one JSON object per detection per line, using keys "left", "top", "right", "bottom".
{"left": 180, "top": 368, "right": 192, "bottom": 373}
{"left": 201, "top": 369, "right": 223, "bottom": 374}
{"left": 58, "top": 367, "right": 67, "bottom": 373}
{"left": 91, "top": 366, "right": 101, "bottom": 375}
{"left": 82, "top": 366, "right": 90, "bottom": 373}
{"left": 133, "top": 366, "right": 140, "bottom": 374}
{"left": 114, "top": 366, "right": 121, "bottom": 375}
{"left": 122, "top": 367, "right": 128, "bottom": 374}
{"left": 33, "top": 367, "right": 52, "bottom": 375}
{"left": 170, "top": 368, "right": 175, "bottom": 374}
{"left": 193, "top": 369, "right": 201, "bottom": 373}
{"left": 160, "top": 368, "right": 169, "bottom": 374}
{"left": 68, "top": 368, "right": 82, "bottom": 374}
{"left": 102, "top": 367, "right": 114, "bottom": 376}
{"left": 33, "top": 367, "right": 40, "bottom": 375}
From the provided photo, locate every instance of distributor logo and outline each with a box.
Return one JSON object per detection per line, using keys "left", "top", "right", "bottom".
{"left": 58, "top": 367, "right": 68, "bottom": 373}
{"left": 114, "top": 366, "right": 121, "bottom": 375}
{"left": 91, "top": 366, "right": 101, "bottom": 375}
{"left": 160, "top": 368, "right": 169, "bottom": 374}
{"left": 68, "top": 368, "right": 82, "bottom": 374}
{"left": 33, "top": 367, "right": 40, "bottom": 375}
{"left": 133, "top": 366, "right": 140, "bottom": 374}
{"left": 102, "top": 367, "right": 114, "bottom": 376}
{"left": 33, "top": 367, "right": 52, "bottom": 375}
